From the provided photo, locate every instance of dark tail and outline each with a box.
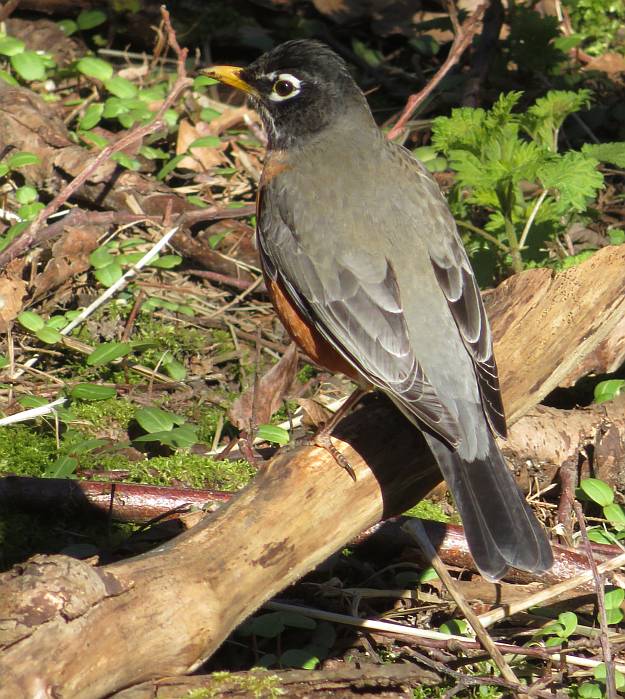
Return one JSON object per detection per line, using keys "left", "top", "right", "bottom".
{"left": 424, "top": 431, "right": 553, "bottom": 581}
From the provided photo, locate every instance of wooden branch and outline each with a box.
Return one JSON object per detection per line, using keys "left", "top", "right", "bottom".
{"left": 2, "top": 246, "right": 625, "bottom": 696}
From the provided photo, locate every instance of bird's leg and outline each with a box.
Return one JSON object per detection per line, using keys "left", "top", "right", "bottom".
{"left": 307, "top": 387, "right": 368, "bottom": 480}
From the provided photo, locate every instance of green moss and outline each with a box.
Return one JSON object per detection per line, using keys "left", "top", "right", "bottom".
{"left": 209, "top": 328, "right": 235, "bottom": 354}
{"left": 404, "top": 498, "right": 451, "bottom": 523}
{"left": 71, "top": 397, "right": 135, "bottom": 431}
{"left": 123, "top": 452, "right": 255, "bottom": 490}
{"left": 296, "top": 363, "right": 316, "bottom": 383}
{"left": 192, "top": 405, "right": 226, "bottom": 444}
{"left": 0, "top": 425, "right": 57, "bottom": 476}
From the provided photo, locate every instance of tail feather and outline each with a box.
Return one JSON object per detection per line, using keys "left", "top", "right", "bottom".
{"left": 424, "top": 431, "right": 553, "bottom": 581}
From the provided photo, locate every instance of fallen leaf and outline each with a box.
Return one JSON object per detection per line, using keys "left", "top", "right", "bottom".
{"left": 230, "top": 342, "right": 298, "bottom": 431}
{"left": 0, "top": 275, "right": 27, "bottom": 332}
{"left": 175, "top": 119, "right": 225, "bottom": 172}
{"left": 297, "top": 398, "right": 332, "bottom": 429}
{"left": 32, "top": 225, "right": 102, "bottom": 300}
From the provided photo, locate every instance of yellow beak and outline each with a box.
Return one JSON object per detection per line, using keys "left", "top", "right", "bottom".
{"left": 202, "top": 65, "right": 258, "bottom": 96}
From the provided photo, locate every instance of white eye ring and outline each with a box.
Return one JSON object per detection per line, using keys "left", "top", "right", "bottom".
{"left": 269, "top": 73, "right": 301, "bottom": 102}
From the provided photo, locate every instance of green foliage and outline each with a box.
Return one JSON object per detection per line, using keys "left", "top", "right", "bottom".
{"left": 533, "top": 611, "right": 578, "bottom": 647}
{"left": 564, "top": 0, "right": 625, "bottom": 56}
{"left": 431, "top": 90, "right": 614, "bottom": 275}
{"left": 594, "top": 379, "right": 625, "bottom": 404}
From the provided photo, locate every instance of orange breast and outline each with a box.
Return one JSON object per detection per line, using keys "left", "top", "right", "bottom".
{"left": 266, "top": 275, "right": 360, "bottom": 381}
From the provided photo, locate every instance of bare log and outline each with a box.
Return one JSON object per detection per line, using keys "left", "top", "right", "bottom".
{"left": 2, "top": 245, "right": 625, "bottom": 696}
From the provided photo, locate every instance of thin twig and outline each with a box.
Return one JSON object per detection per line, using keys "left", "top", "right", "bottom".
{"left": 477, "top": 551, "right": 625, "bottom": 628}
{"left": 573, "top": 500, "right": 618, "bottom": 699}
{"left": 455, "top": 219, "right": 510, "bottom": 252}
{"left": 518, "top": 189, "right": 548, "bottom": 251}
{"left": 386, "top": 3, "right": 486, "bottom": 139}
{"left": 265, "top": 601, "right": 625, "bottom": 673}
{"left": 403, "top": 519, "right": 520, "bottom": 686}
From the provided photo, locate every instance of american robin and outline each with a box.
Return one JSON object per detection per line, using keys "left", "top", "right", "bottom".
{"left": 205, "top": 40, "right": 553, "bottom": 580}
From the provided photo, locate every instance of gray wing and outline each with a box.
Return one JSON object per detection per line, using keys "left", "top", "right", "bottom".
{"left": 429, "top": 233, "right": 507, "bottom": 439}
{"left": 258, "top": 187, "right": 462, "bottom": 447}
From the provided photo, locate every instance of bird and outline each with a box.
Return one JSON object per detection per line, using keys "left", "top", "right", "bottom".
{"left": 204, "top": 40, "right": 553, "bottom": 580}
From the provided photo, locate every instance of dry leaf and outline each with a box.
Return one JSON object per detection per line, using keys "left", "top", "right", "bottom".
{"left": 175, "top": 119, "right": 225, "bottom": 172}
{"left": 32, "top": 225, "right": 102, "bottom": 300}
{"left": 230, "top": 342, "right": 299, "bottom": 430}
{"left": 297, "top": 397, "right": 332, "bottom": 429}
{"left": 0, "top": 276, "right": 27, "bottom": 332}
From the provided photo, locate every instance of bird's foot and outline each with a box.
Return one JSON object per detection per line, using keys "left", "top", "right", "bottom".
{"left": 299, "top": 430, "right": 356, "bottom": 481}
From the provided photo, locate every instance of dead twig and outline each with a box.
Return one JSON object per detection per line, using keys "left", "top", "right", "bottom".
{"left": 573, "top": 500, "right": 618, "bottom": 699}
{"left": 403, "top": 518, "right": 520, "bottom": 687}
{"left": 386, "top": 3, "right": 486, "bottom": 140}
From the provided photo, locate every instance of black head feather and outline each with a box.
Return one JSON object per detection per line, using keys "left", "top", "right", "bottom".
{"left": 240, "top": 40, "right": 367, "bottom": 149}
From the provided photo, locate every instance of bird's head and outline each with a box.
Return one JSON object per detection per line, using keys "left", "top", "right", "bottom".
{"left": 203, "top": 40, "right": 368, "bottom": 150}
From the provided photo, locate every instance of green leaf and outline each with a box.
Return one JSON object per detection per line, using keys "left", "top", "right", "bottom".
{"left": 87, "top": 341, "right": 132, "bottom": 366}
{"left": 246, "top": 613, "right": 285, "bottom": 638}
{"left": 419, "top": 566, "right": 440, "bottom": 583}
{"left": 94, "top": 261, "right": 123, "bottom": 287}
{"left": 0, "top": 69, "right": 18, "bottom": 85}
{"left": 186, "top": 195, "right": 208, "bottom": 208}
{"left": 79, "top": 102, "right": 104, "bottom": 130}
{"left": 79, "top": 130, "right": 109, "bottom": 149}
{"left": 18, "top": 310, "right": 45, "bottom": 332}
{"left": 111, "top": 152, "right": 141, "bottom": 171}
{"left": 280, "top": 612, "right": 317, "bottom": 630}
{"left": 577, "top": 682, "right": 602, "bottom": 698}
{"left": 608, "top": 229, "right": 625, "bottom": 245}
{"left": 77, "top": 9, "right": 107, "bottom": 30}
{"left": 580, "top": 478, "right": 614, "bottom": 506}
{"left": 138, "top": 145, "right": 168, "bottom": 160}
{"left": 149, "top": 254, "right": 182, "bottom": 269}
{"left": 538, "top": 151, "right": 603, "bottom": 213}
{"left": 0, "top": 163, "right": 8, "bottom": 177}
{"left": 557, "top": 611, "right": 577, "bottom": 638}
{"left": 70, "top": 383, "right": 117, "bottom": 401}
{"left": 76, "top": 56, "right": 114, "bottom": 81}
{"left": 135, "top": 407, "right": 178, "bottom": 433}
{"left": 522, "top": 90, "right": 591, "bottom": 149}
{"left": 200, "top": 107, "right": 221, "bottom": 121}
{"left": 11, "top": 51, "right": 47, "bottom": 81}
{"left": 35, "top": 326, "right": 62, "bottom": 344}
{"left": 7, "top": 151, "right": 40, "bottom": 168}
{"left": 193, "top": 75, "right": 218, "bottom": 89}
{"left": 18, "top": 201, "right": 44, "bottom": 221}
{"left": 587, "top": 527, "right": 618, "bottom": 545}
{"left": 104, "top": 76, "right": 137, "bottom": 99}
{"left": 0, "top": 36, "right": 25, "bottom": 56}
{"left": 279, "top": 648, "right": 320, "bottom": 670}
{"left": 188, "top": 136, "right": 221, "bottom": 150}
{"left": 162, "top": 358, "right": 186, "bottom": 380}
{"left": 604, "top": 587, "right": 625, "bottom": 610}
{"left": 582, "top": 142, "right": 625, "bottom": 168}
{"left": 47, "top": 315, "right": 68, "bottom": 330}
{"left": 18, "top": 396, "right": 48, "bottom": 409}
{"left": 604, "top": 503, "right": 625, "bottom": 531}
{"left": 44, "top": 455, "right": 78, "bottom": 478}
{"left": 594, "top": 379, "right": 625, "bottom": 404}
{"left": 157, "top": 154, "right": 185, "bottom": 180}
{"left": 57, "top": 19, "right": 78, "bottom": 36}
{"left": 102, "top": 96, "right": 129, "bottom": 118}
{"left": 439, "top": 619, "right": 470, "bottom": 636}
{"left": 0, "top": 221, "right": 28, "bottom": 252}
{"left": 14, "top": 185, "right": 38, "bottom": 204}
{"left": 0, "top": 354, "right": 8, "bottom": 368}
{"left": 89, "top": 246, "right": 115, "bottom": 269}
{"left": 256, "top": 424, "right": 290, "bottom": 446}
{"left": 605, "top": 607, "right": 624, "bottom": 625}
{"left": 594, "top": 662, "right": 625, "bottom": 689}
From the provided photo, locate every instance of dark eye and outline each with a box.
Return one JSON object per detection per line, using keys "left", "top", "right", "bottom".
{"left": 274, "top": 79, "right": 295, "bottom": 97}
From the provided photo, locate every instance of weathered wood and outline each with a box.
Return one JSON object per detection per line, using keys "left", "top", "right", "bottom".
{"left": 2, "top": 246, "right": 625, "bottom": 698}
